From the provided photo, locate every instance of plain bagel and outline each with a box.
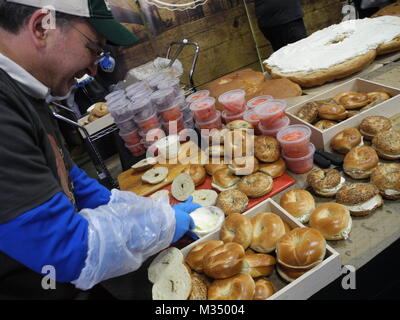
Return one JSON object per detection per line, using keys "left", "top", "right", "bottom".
{"left": 220, "top": 213, "right": 253, "bottom": 249}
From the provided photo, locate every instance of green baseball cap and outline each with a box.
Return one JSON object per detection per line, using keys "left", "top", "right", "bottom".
{"left": 6, "top": 0, "right": 138, "bottom": 46}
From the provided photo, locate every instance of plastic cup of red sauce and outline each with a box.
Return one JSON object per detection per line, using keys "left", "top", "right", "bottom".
{"left": 277, "top": 125, "right": 312, "bottom": 158}
{"left": 186, "top": 90, "right": 210, "bottom": 104}
{"left": 247, "top": 95, "right": 273, "bottom": 109}
{"left": 221, "top": 109, "right": 245, "bottom": 124}
{"left": 218, "top": 89, "right": 246, "bottom": 114}
{"left": 282, "top": 143, "right": 315, "bottom": 174}
{"left": 159, "top": 103, "right": 183, "bottom": 122}
{"left": 119, "top": 127, "right": 141, "bottom": 145}
{"left": 190, "top": 97, "right": 218, "bottom": 123}
{"left": 135, "top": 112, "right": 161, "bottom": 132}
{"left": 196, "top": 111, "right": 223, "bottom": 130}
{"left": 258, "top": 116, "right": 290, "bottom": 137}
{"left": 254, "top": 100, "right": 287, "bottom": 127}
{"left": 125, "top": 141, "right": 146, "bottom": 157}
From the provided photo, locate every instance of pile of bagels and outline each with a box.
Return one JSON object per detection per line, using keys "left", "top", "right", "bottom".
{"left": 295, "top": 90, "right": 391, "bottom": 131}
{"left": 278, "top": 113, "right": 400, "bottom": 242}
{"left": 85, "top": 102, "right": 110, "bottom": 124}
{"left": 133, "top": 119, "right": 288, "bottom": 213}
{"left": 149, "top": 212, "right": 327, "bottom": 300}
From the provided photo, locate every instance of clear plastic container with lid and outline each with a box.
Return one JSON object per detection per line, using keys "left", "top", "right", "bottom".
{"left": 145, "top": 73, "right": 167, "bottom": 90}
{"left": 282, "top": 143, "right": 315, "bottom": 174}
{"left": 186, "top": 90, "right": 210, "bottom": 104}
{"left": 127, "top": 87, "right": 153, "bottom": 101}
{"left": 243, "top": 109, "right": 260, "bottom": 129}
{"left": 162, "top": 115, "right": 185, "bottom": 135}
{"left": 195, "top": 110, "right": 222, "bottom": 130}
{"left": 276, "top": 124, "right": 312, "bottom": 158}
{"left": 109, "top": 102, "right": 132, "bottom": 123}
{"left": 190, "top": 97, "right": 217, "bottom": 123}
{"left": 218, "top": 89, "right": 246, "bottom": 114}
{"left": 126, "top": 81, "right": 147, "bottom": 96}
{"left": 159, "top": 103, "right": 183, "bottom": 122}
{"left": 254, "top": 99, "right": 287, "bottom": 127}
{"left": 130, "top": 98, "right": 154, "bottom": 122}
{"left": 105, "top": 89, "right": 125, "bottom": 103}
{"left": 258, "top": 116, "right": 290, "bottom": 137}
{"left": 157, "top": 77, "right": 180, "bottom": 92}
{"left": 135, "top": 111, "right": 161, "bottom": 132}
{"left": 125, "top": 141, "right": 146, "bottom": 157}
{"left": 221, "top": 109, "right": 245, "bottom": 124}
{"left": 150, "top": 88, "right": 176, "bottom": 110}
{"left": 119, "top": 127, "right": 141, "bottom": 145}
{"left": 247, "top": 95, "right": 273, "bottom": 109}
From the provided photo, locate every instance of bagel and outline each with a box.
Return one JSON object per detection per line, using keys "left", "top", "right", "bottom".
{"left": 208, "top": 274, "right": 255, "bottom": 300}
{"left": 241, "top": 253, "right": 276, "bottom": 278}
{"left": 309, "top": 203, "right": 352, "bottom": 240}
{"left": 250, "top": 212, "right": 286, "bottom": 253}
{"left": 141, "top": 166, "right": 169, "bottom": 184}
{"left": 254, "top": 135, "right": 280, "bottom": 163}
{"left": 314, "top": 120, "right": 337, "bottom": 131}
{"left": 258, "top": 158, "right": 286, "bottom": 178}
{"left": 372, "top": 130, "right": 400, "bottom": 160}
{"left": 331, "top": 128, "right": 363, "bottom": 154}
{"left": 318, "top": 104, "right": 348, "bottom": 120}
{"left": 183, "top": 164, "right": 206, "bottom": 186}
{"left": 205, "top": 162, "right": 228, "bottom": 176}
{"left": 211, "top": 168, "right": 241, "bottom": 192}
{"left": 228, "top": 156, "right": 259, "bottom": 175}
{"left": 203, "top": 242, "right": 245, "bottom": 279}
{"left": 253, "top": 279, "right": 276, "bottom": 300}
{"left": 226, "top": 120, "right": 254, "bottom": 131}
{"left": 343, "top": 146, "right": 379, "bottom": 179}
{"left": 280, "top": 189, "right": 315, "bottom": 223}
{"left": 334, "top": 91, "right": 370, "bottom": 109}
{"left": 171, "top": 173, "right": 195, "bottom": 201}
{"left": 131, "top": 157, "right": 157, "bottom": 172}
{"left": 220, "top": 213, "right": 253, "bottom": 249}
{"left": 306, "top": 168, "right": 345, "bottom": 197}
{"left": 91, "top": 102, "right": 109, "bottom": 117}
{"left": 276, "top": 228, "right": 326, "bottom": 279}
{"left": 295, "top": 102, "right": 319, "bottom": 123}
{"left": 366, "top": 91, "right": 391, "bottom": 102}
{"left": 216, "top": 189, "right": 249, "bottom": 215}
{"left": 336, "top": 182, "right": 383, "bottom": 216}
{"left": 359, "top": 116, "right": 392, "bottom": 140}
{"left": 237, "top": 172, "right": 273, "bottom": 198}
{"left": 191, "top": 189, "right": 218, "bottom": 206}
{"left": 224, "top": 130, "right": 254, "bottom": 158}
{"left": 185, "top": 240, "right": 224, "bottom": 273}
{"left": 371, "top": 163, "right": 400, "bottom": 200}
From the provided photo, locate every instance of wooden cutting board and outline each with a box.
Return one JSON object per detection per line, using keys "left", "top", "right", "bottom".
{"left": 118, "top": 141, "right": 206, "bottom": 196}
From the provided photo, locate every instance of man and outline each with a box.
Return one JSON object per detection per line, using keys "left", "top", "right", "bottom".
{"left": 255, "top": 0, "right": 308, "bottom": 51}
{"left": 0, "top": 0, "right": 198, "bottom": 299}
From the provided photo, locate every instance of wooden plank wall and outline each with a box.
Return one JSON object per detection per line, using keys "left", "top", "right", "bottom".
{"left": 116, "top": 0, "right": 343, "bottom": 88}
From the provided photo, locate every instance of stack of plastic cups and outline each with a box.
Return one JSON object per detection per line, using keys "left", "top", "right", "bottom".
{"left": 145, "top": 73, "right": 168, "bottom": 90}
{"left": 254, "top": 99, "right": 290, "bottom": 137}
{"left": 190, "top": 97, "right": 222, "bottom": 131}
{"left": 158, "top": 77, "right": 181, "bottom": 94}
{"left": 218, "top": 89, "right": 247, "bottom": 124}
{"left": 277, "top": 125, "right": 315, "bottom": 174}
{"left": 243, "top": 109, "right": 261, "bottom": 135}
{"left": 186, "top": 90, "right": 210, "bottom": 105}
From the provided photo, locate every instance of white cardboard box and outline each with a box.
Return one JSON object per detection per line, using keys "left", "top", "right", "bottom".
{"left": 181, "top": 198, "right": 341, "bottom": 300}
{"left": 285, "top": 78, "right": 400, "bottom": 149}
{"left": 77, "top": 113, "right": 115, "bottom": 137}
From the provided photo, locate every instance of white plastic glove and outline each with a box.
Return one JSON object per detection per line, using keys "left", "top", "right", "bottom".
{"left": 71, "top": 189, "right": 175, "bottom": 291}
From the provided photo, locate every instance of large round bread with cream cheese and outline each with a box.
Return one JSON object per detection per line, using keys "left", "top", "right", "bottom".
{"left": 264, "top": 16, "right": 400, "bottom": 87}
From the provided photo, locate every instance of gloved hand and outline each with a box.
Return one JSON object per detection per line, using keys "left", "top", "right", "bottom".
{"left": 172, "top": 196, "right": 201, "bottom": 243}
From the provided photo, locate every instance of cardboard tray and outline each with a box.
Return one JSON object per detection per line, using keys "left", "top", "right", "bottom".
{"left": 180, "top": 198, "right": 341, "bottom": 300}
{"left": 285, "top": 78, "right": 400, "bottom": 149}
{"left": 77, "top": 113, "right": 115, "bottom": 137}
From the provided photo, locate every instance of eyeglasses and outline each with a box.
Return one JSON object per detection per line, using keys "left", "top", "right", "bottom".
{"left": 70, "top": 24, "right": 110, "bottom": 65}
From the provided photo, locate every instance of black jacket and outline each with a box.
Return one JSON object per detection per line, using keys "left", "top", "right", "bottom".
{"left": 255, "top": 0, "right": 304, "bottom": 28}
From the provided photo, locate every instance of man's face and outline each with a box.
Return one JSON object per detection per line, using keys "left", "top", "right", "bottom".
{"left": 46, "top": 19, "right": 106, "bottom": 96}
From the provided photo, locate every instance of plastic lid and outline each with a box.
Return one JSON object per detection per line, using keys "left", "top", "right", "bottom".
{"left": 151, "top": 87, "right": 175, "bottom": 101}
{"left": 254, "top": 99, "right": 286, "bottom": 118}
{"left": 186, "top": 90, "right": 210, "bottom": 103}
{"left": 247, "top": 95, "right": 273, "bottom": 108}
{"left": 276, "top": 124, "right": 312, "bottom": 145}
{"left": 126, "top": 81, "right": 146, "bottom": 93}
{"left": 243, "top": 109, "right": 260, "bottom": 123}
{"left": 218, "top": 89, "right": 246, "bottom": 104}
{"left": 127, "top": 87, "right": 153, "bottom": 100}
{"left": 190, "top": 97, "right": 216, "bottom": 112}
{"left": 131, "top": 97, "right": 152, "bottom": 111}
{"left": 157, "top": 78, "right": 180, "bottom": 90}
{"left": 221, "top": 109, "right": 246, "bottom": 120}
{"left": 258, "top": 116, "right": 290, "bottom": 134}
